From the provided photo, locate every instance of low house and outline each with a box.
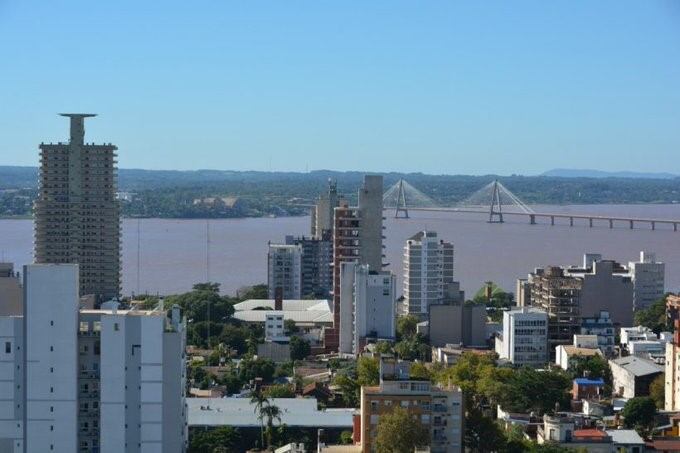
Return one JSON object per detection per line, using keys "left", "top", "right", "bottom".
{"left": 609, "top": 355, "right": 663, "bottom": 398}
{"left": 572, "top": 378, "right": 605, "bottom": 401}
{"left": 556, "top": 345, "right": 602, "bottom": 371}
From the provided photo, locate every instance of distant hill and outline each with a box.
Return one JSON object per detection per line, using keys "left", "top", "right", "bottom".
{"left": 542, "top": 168, "right": 679, "bottom": 180}
{"left": 2, "top": 165, "right": 680, "bottom": 218}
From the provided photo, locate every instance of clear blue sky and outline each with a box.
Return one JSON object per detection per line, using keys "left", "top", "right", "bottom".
{"left": 1, "top": 1, "right": 679, "bottom": 175}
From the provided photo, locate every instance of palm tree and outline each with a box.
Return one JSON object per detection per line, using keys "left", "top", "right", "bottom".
{"left": 250, "top": 389, "right": 269, "bottom": 448}
{"left": 259, "top": 403, "right": 282, "bottom": 449}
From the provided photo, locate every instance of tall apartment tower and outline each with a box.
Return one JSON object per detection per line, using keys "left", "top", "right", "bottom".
{"left": 311, "top": 179, "right": 340, "bottom": 240}
{"left": 267, "top": 243, "right": 303, "bottom": 299}
{"left": 666, "top": 295, "right": 680, "bottom": 411}
{"left": 34, "top": 114, "right": 121, "bottom": 302}
{"left": 402, "top": 231, "right": 454, "bottom": 317}
{"left": 325, "top": 175, "right": 384, "bottom": 351}
{"left": 628, "top": 251, "right": 665, "bottom": 311}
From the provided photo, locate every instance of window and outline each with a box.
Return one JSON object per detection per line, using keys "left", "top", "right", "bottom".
{"left": 5, "top": 342, "right": 10, "bottom": 354}
{"left": 114, "top": 323, "right": 119, "bottom": 331}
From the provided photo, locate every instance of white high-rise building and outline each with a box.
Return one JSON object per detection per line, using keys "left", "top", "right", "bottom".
{"left": 0, "top": 264, "right": 187, "bottom": 453}
{"left": 339, "top": 263, "right": 396, "bottom": 355}
{"left": 402, "top": 231, "right": 454, "bottom": 317}
{"left": 628, "top": 251, "right": 665, "bottom": 311}
{"left": 267, "top": 243, "right": 303, "bottom": 300}
{"left": 495, "top": 307, "right": 548, "bottom": 366}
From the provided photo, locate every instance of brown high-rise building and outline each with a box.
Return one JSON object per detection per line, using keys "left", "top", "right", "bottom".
{"left": 34, "top": 114, "right": 121, "bottom": 302}
{"left": 324, "top": 175, "right": 384, "bottom": 351}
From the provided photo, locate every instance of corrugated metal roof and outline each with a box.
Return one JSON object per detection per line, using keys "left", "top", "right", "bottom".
{"left": 234, "top": 299, "right": 330, "bottom": 311}
{"left": 233, "top": 299, "right": 332, "bottom": 324}
{"left": 605, "top": 429, "right": 644, "bottom": 445}
{"left": 609, "top": 356, "right": 663, "bottom": 376}
{"left": 187, "top": 397, "right": 354, "bottom": 428}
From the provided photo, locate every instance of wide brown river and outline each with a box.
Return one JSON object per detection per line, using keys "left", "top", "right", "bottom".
{"left": 2, "top": 204, "right": 679, "bottom": 298}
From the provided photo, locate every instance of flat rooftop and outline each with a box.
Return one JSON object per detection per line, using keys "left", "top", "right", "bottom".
{"left": 187, "top": 397, "right": 354, "bottom": 428}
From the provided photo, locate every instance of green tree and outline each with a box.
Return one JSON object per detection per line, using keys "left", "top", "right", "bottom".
{"left": 501, "top": 368, "right": 571, "bottom": 414}
{"left": 396, "top": 314, "right": 420, "bottom": 340}
{"left": 189, "top": 426, "right": 241, "bottom": 453}
{"left": 375, "top": 406, "right": 430, "bottom": 453}
{"left": 250, "top": 390, "right": 269, "bottom": 448}
{"left": 284, "top": 319, "right": 299, "bottom": 335}
{"left": 264, "top": 384, "right": 295, "bottom": 398}
{"left": 237, "top": 284, "right": 269, "bottom": 300}
{"left": 374, "top": 340, "right": 393, "bottom": 355}
{"left": 340, "top": 430, "right": 354, "bottom": 444}
{"left": 357, "top": 356, "right": 379, "bottom": 386}
{"left": 464, "top": 408, "right": 507, "bottom": 452}
{"left": 622, "top": 397, "right": 657, "bottom": 437}
{"left": 289, "top": 336, "right": 311, "bottom": 361}
{"left": 333, "top": 372, "right": 359, "bottom": 407}
{"left": 218, "top": 371, "right": 243, "bottom": 395}
{"left": 568, "top": 355, "right": 613, "bottom": 395}
{"left": 650, "top": 374, "right": 665, "bottom": 409}
{"left": 634, "top": 296, "right": 672, "bottom": 333}
{"left": 409, "top": 362, "right": 432, "bottom": 381}
{"left": 260, "top": 403, "right": 282, "bottom": 449}
{"left": 240, "top": 357, "right": 276, "bottom": 383}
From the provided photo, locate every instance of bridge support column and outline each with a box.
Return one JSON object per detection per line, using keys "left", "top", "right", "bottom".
{"left": 651, "top": 221, "right": 656, "bottom": 230}
{"left": 569, "top": 217, "right": 574, "bottom": 227}
{"left": 530, "top": 214, "right": 536, "bottom": 225}
{"left": 675, "top": 223, "right": 678, "bottom": 232}
{"left": 609, "top": 219, "right": 613, "bottom": 229}
{"left": 630, "top": 220, "right": 634, "bottom": 229}
{"left": 550, "top": 216, "right": 554, "bottom": 226}
{"left": 589, "top": 218, "right": 593, "bottom": 228}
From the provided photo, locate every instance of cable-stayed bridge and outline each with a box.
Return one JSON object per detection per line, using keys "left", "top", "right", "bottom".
{"left": 383, "top": 179, "right": 680, "bottom": 231}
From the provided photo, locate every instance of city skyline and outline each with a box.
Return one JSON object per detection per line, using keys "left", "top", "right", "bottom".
{"left": 1, "top": 1, "right": 680, "bottom": 175}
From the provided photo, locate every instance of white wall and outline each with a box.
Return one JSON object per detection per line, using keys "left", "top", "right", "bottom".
{"left": 24, "top": 264, "right": 79, "bottom": 453}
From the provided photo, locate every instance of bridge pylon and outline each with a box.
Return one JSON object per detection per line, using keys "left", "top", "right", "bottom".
{"left": 394, "top": 179, "right": 409, "bottom": 218}
{"left": 489, "top": 180, "right": 504, "bottom": 223}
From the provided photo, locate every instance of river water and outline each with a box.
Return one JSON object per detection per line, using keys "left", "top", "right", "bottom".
{"left": 1, "top": 204, "right": 679, "bottom": 298}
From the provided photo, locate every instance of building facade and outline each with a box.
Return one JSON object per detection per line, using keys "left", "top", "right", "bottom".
{"left": 34, "top": 114, "right": 121, "bottom": 302}
{"left": 267, "top": 243, "right": 303, "bottom": 299}
{"left": 339, "top": 262, "right": 396, "bottom": 355}
{"left": 0, "top": 264, "right": 187, "bottom": 453}
{"left": 0, "top": 263, "right": 22, "bottom": 316}
{"left": 360, "top": 357, "right": 463, "bottom": 453}
{"left": 628, "top": 251, "right": 665, "bottom": 311}
{"left": 428, "top": 300, "right": 486, "bottom": 348}
{"left": 326, "top": 176, "right": 384, "bottom": 352}
{"left": 495, "top": 307, "right": 548, "bottom": 366}
{"left": 402, "top": 231, "right": 454, "bottom": 317}
{"left": 580, "top": 311, "right": 615, "bottom": 356}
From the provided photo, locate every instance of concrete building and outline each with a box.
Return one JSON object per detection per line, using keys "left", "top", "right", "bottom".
{"left": 0, "top": 264, "right": 187, "bottom": 453}
{"left": 555, "top": 345, "right": 602, "bottom": 371}
{"left": 628, "top": 251, "right": 665, "bottom": 311}
{"left": 311, "top": 179, "right": 341, "bottom": 241}
{"left": 620, "top": 326, "right": 659, "bottom": 346}
{"left": 495, "top": 307, "right": 548, "bottom": 366}
{"left": 580, "top": 311, "right": 615, "bottom": 356}
{"left": 0, "top": 315, "right": 23, "bottom": 452}
{"left": 666, "top": 297, "right": 680, "bottom": 411}
{"left": 326, "top": 175, "right": 384, "bottom": 352}
{"left": 34, "top": 114, "right": 121, "bottom": 302}
{"left": 428, "top": 300, "right": 486, "bottom": 348}
{"left": 269, "top": 235, "right": 333, "bottom": 299}
{"left": 339, "top": 262, "right": 396, "bottom": 355}
{"left": 0, "top": 263, "right": 22, "bottom": 316}
{"left": 402, "top": 231, "right": 454, "bottom": 318}
{"left": 610, "top": 355, "right": 663, "bottom": 398}
{"left": 360, "top": 357, "right": 463, "bottom": 453}
{"left": 267, "top": 243, "right": 303, "bottom": 300}
{"left": 522, "top": 255, "right": 634, "bottom": 356}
